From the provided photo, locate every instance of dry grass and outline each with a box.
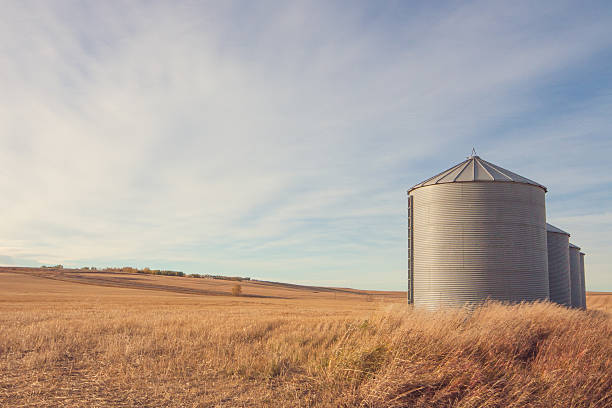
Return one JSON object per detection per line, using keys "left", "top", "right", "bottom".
{"left": 586, "top": 292, "right": 612, "bottom": 313}
{"left": 1, "top": 269, "right": 611, "bottom": 407}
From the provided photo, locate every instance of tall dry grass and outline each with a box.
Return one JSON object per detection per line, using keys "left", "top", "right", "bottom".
{"left": 1, "top": 300, "right": 611, "bottom": 407}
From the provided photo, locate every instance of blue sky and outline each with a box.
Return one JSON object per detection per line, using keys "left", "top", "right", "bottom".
{"left": 0, "top": 1, "right": 611, "bottom": 290}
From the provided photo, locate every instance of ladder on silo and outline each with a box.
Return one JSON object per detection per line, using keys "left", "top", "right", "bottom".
{"left": 407, "top": 195, "right": 414, "bottom": 304}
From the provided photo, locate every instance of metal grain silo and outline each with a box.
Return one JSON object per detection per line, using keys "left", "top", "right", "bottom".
{"left": 568, "top": 243, "right": 582, "bottom": 308}
{"left": 546, "top": 223, "right": 571, "bottom": 307}
{"left": 580, "top": 252, "right": 586, "bottom": 309}
{"left": 407, "top": 154, "right": 549, "bottom": 309}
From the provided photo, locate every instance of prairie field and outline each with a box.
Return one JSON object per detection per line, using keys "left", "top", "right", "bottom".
{"left": 1, "top": 267, "right": 611, "bottom": 407}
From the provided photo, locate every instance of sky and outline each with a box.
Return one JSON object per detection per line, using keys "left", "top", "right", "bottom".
{"left": 1, "top": 1, "right": 611, "bottom": 291}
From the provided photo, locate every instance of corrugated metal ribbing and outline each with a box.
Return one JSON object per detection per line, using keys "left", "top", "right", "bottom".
{"left": 411, "top": 182, "right": 548, "bottom": 309}
{"left": 569, "top": 246, "right": 582, "bottom": 308}
{"left": 407, "top": 195, "right": 414, "bottom": 304}
{"left": 546, "top": 231, "right": 571, "bottom": 306}
{"left": 580, "top": 253, "right": 586, "bottom": 309}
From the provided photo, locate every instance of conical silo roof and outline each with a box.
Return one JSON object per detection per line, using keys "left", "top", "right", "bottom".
{"left": 409, "top": 155, "right": 547, "bottom": 193}
{"left": 546, "top": 223, "right": 570, "bottom": 236}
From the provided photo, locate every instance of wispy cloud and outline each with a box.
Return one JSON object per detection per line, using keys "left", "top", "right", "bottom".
{"left": 1, "top": 1, "right": 611, "bottom": 290}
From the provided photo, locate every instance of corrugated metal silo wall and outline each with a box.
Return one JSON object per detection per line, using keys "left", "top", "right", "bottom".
{"left": 546, "top": 231, "right": 571, "bottom": 306}
{"left": 579, "top": 253, "right": 586, "bottom": 309}
{"left": 569, "top": 247, "right": 582, "bottom": 308}
{"left": 411, "top": 182, "right": 549, "bottom": 309}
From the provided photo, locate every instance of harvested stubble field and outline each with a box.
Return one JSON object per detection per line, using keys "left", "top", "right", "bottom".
{"left": 1, "top": 267, "right": 611, "bottom": 407}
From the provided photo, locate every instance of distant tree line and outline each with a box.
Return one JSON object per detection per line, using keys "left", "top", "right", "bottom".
{"left": 72, "top": 265, "right": 251, "bottom": 281}
{"left": 137, "top": 268, "right": 185, "bottom": 277}
{"left": 186, "top": 273, "right": 250, "bottom": 281}
{"left": 204, "top": 275, "right": 250, "bottom": 282}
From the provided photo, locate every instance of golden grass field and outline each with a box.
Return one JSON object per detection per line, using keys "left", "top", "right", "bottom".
{"left": 1, "top": 267, "right": 611, "bottom": 407}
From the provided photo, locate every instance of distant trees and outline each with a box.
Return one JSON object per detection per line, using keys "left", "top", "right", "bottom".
{"left": 90, "top": 266, "right": 185, "bottom": 276}
{"left": 183, "top": 274, "right": 253, "bottom": 281}
{"left": 136, "top": 268, "right": 184, "bottom": 277}
{"left": 207, "top": 275, "right": 250, "bottom": 282}
{"left": 65, "top": 265, "right": 250, "bottom": 282}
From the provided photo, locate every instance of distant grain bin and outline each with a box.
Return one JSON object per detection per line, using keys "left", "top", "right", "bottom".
{"left": 546, "top": 223, "right": 571, "bottom": 307}
{"left": 407, "top": 154, "right": 549, "bottom": 309}
{"left": 568, "top": 243, "right": 582, "bottom": 308}
{"left": 580, "top": 252, "right": 586, "bottom": 309}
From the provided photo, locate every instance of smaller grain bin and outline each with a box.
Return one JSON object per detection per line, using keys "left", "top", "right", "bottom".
{"left": 580, "top": 252, "right": 586, "bottom": 310}
{"left": 569, "top": 243, "right": 582, "bottom": 308}
{"left": 546, "top": 223, "right": 571, "bottom": 307}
